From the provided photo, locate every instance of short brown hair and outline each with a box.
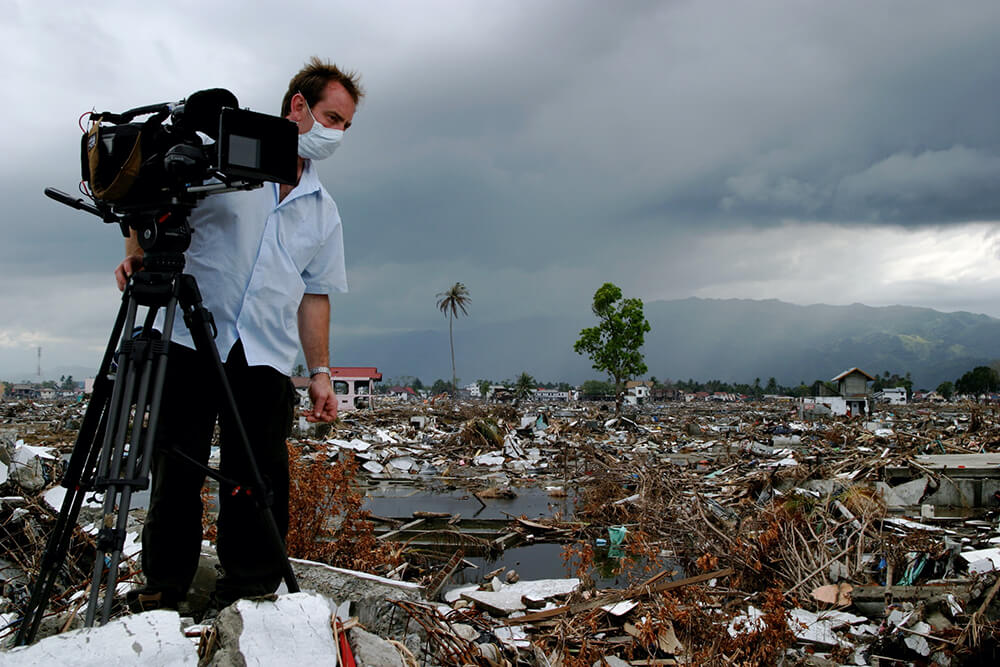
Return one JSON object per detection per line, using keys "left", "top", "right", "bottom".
{"left": 280, "top": 57, "right": 364, "bottom": 117}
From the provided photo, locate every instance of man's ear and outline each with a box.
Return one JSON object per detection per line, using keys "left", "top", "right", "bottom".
{"left": 288, "top": 92, "right": 306, "bottom": 123}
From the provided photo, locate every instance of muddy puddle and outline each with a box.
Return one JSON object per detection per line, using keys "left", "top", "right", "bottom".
{"left": 363, "top": 484, "right": 573, "bottom": 520}
{"left": 364, "top": 484, "right": 680, "bottom": 586}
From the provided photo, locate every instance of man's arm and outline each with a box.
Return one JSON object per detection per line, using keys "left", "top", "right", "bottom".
{"left": 298, "top": 293, "right": 338, "bottom": 422}
{"left": 114, "top": 229, "right": 144, "bottom": 291}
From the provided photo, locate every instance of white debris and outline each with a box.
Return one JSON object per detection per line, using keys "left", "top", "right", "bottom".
{"left": 789, "top": 609, "right": 852, "bottom": 647}
{"left": 327, "top": 438, "right": 372, "bottom": 452}
{"left": 8, "top": 442, "right": 58, "bottom": 492}
{"left": 41, "top": 486, "right": 102, "bottom": 513}
{"left": 494, "top": 624, "right": 530, "bottom": 648}
{"left": 727, "top": 606, "right": 766, "bottom": 636}
{"left": 374, "top": 429, "right": 399, "bottom": 444}
{"left": 388, "top": 456, "right": 416, "bottom": 472}
{"left": 2, "top": 609, "right": 195, "bottom": 665}
{"left": 601, "top": 600, "right": 639, "bottom": 616}
{"left": 903, "top": 621, "right": 932, "bottom": 656}
{"left": 959, "top": 547, "right": 1000, "bottom": 571}
{"left": 225, "top": 593, "right": 337, "bottom": 663}
{"left": 473, "top": 452, "right": 505, "bottom": 467}
{"left": 448, "top": 578, "right": 581, "bottom": 615}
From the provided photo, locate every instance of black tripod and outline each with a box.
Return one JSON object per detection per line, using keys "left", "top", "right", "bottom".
{"left": 15, "top": 204, "right": 299, "bottom": 645}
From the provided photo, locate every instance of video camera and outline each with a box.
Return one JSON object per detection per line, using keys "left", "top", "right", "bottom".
{"left": 47, "top": 88, "right": 298, "bottom": 253}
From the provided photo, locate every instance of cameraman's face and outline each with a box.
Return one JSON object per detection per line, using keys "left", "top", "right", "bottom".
{"left": 290, "top": 81, "right": 355, "bottom": 134}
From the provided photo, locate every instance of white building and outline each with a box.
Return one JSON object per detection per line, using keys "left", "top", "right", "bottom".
{"left": 535, "top": 388, "right": 569, "bottom": 401}
{"left": 875, "top": 387, "right": 907, "bottom": 405}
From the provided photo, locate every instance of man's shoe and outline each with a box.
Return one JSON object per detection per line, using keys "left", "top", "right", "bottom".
{"left": 126, "top": 588, "right": 178, "bottom": 613}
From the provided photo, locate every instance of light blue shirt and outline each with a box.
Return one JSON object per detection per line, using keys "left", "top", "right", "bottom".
{"left": 166, "top": 160, "right": 347, "bottom": 375}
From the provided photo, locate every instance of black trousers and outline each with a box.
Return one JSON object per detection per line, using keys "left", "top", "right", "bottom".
{"left": 140, "top": 339, "right": 295, "bottom": 606}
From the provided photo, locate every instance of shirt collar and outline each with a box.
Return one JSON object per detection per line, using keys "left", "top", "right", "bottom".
{"left": 274, "top": 159, "right": 322, "bottom": 206}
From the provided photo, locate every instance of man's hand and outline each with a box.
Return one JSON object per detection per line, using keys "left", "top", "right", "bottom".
{"left": 114, "top": 255, "right": 143, "bottom": 291}
{"left": 306, "top": 373, "right": 338, "bottom": 422}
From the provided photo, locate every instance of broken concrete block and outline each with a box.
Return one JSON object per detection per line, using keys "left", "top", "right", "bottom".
{"left": 348, "top": 627, "right": 404, "bottom": 667}
{"left": 206, "top": 593, "right": 336, "bottom": 666}
{"left": 8, "top": 443, "right": 57, "bottom": 492}
{"left": 876, "top": 477, "right": 929, "bottom": 508}
{"left": 291, "top": 558, "right": 423, "bottom": 638}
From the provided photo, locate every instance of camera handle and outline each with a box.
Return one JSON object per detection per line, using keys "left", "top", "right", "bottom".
{"left": 15, "top": 262, "right": 299, "bottom": 644}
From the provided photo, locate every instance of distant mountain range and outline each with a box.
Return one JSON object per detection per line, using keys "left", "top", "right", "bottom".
{"left": 10, "top": 299, "right": 998, "bottom": 391}
{"left": 335, "top": 298, "right": 1000, "bottom": 390}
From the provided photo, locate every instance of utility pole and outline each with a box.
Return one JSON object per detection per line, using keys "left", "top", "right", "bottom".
{"left": 37, "top": 347, "right": 42, "bottom": 380}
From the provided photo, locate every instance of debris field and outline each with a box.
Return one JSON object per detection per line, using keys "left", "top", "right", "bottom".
{"left": 4, "top": 394, "right": 1000, "bottom": 665}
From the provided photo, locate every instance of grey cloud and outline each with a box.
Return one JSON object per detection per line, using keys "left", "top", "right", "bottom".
{"left": 835, "top": 146, "right": 1000, "bottom": 222}
{"left": 7, "top": 1, "right": 1000, "bottom": 381}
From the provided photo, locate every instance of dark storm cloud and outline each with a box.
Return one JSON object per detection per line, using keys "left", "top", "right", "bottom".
{"left": 5, "top": 1, "right": 1000, "bottom": 376}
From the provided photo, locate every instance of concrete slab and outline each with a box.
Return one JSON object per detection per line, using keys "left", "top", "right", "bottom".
{"left": 3, "top": 610, "right": 194, "bottom": 665}
{"left": 208, "top": 593, "right": 337, "bottom": 666}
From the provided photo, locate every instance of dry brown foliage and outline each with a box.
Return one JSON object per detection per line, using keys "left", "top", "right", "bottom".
{"left": 284, "top": 443, "right": 397, "bottom": 572}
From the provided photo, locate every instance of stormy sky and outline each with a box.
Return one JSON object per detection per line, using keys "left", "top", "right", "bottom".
{"left": 3, "top": 0, "right": 1000, "bottom": 380}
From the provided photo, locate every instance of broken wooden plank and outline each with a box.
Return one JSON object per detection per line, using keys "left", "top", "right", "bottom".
{"left": 497, "top": 568, "right": 734, "bottom": 625}
{"left": 491, "top": 532, "right": 520, "bottom": 549}
{"left": 424, "top": 549, "right": 465, "bottom": 601}
{"left": 376, "top": 517, "right": 425, "bottom": 541}
{"left": 624, "top": 620, "right": 683, "bottom": 655}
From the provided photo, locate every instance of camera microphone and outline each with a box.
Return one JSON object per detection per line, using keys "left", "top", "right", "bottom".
{"left": 175, "top": 88, "right": 239, "bottom": 139}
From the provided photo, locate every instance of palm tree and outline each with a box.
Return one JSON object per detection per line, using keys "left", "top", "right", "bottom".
{"left": 514, "top": 372, "right": 536, "bottom": 400}
{"left": 436, "top": 282, "right": 470, "bottom": 395}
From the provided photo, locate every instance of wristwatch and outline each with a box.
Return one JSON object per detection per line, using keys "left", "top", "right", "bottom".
{"left": 308, "top": 366, "right": 331, "bottom": 377}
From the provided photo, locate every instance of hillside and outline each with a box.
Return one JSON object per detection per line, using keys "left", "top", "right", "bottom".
{"left": 335, "top": 298, "right": 1000, "bottom": 389}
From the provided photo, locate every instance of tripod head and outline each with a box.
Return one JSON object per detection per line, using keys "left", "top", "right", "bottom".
{"left": 45, "top": 187, "right": 193, "bottom": 274}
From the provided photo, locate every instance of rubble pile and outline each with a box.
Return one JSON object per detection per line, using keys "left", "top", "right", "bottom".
{"left": 4, "top": 395, "right": 1000, "bottom": 663}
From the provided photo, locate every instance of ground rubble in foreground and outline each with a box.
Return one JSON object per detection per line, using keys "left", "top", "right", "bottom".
{"left": 4, "top": 395, "right": 1000, "bottom": 664}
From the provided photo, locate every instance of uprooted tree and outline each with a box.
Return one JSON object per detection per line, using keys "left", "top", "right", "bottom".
{"left": 574, "top": 282, "right": 651, "bottom": 416}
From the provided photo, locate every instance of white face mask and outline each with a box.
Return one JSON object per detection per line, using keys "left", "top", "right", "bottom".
{"left": 298, "top": 102, "right": 343, "bottom": 161}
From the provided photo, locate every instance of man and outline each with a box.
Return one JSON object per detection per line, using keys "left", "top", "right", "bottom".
{"left": 114, "top": 57, "right": 362, "bottom": 612}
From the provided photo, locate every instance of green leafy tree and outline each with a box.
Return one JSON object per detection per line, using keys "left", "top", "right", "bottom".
{"left": 478, "top": 379, "right": 491, "bottom": 399}
{"left": 430, "top": 378, "right": 452, "bottom": 395}
{"left": 436, "top": 282, "right": 470, "bottom": 396}
{"left": 514, "top": 372, "right": 536, "bottom": 400}
{"left": 936, "top": 381, "right": 954, "bottom": 400}
{"left": 581, "top": 379, "right": 614, "bottom": 397}
{"left": 955, "top": 366, "right": 1000, "bottom": 399}
{"left": 764, "top": 377, "right": 778, "bottom": 394}
{"left": 293, "top": 364, "right": 306, "bottom": 377}
{"left": 61, "top": 375, "right": 75, "bottom": 390}
{"left": 574, "top": 283, "right": 651, "bottom": 416}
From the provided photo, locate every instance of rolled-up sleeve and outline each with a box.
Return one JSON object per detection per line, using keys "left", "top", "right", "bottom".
{"left": 302, "top": 196, "right": 348, "bottom": 295}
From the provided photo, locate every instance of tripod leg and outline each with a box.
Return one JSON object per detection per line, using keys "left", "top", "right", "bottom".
{"left": 84, "top": 297, "right": 144, "bottom": 626}
{"left": 95, "top": 301, "right": 178, "bottom": 624}
{"left": 177, "top": 275, "right": 299, "bottom": 595}
{"left": 14, "top": 293, "right": 131, "bottom": 646}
